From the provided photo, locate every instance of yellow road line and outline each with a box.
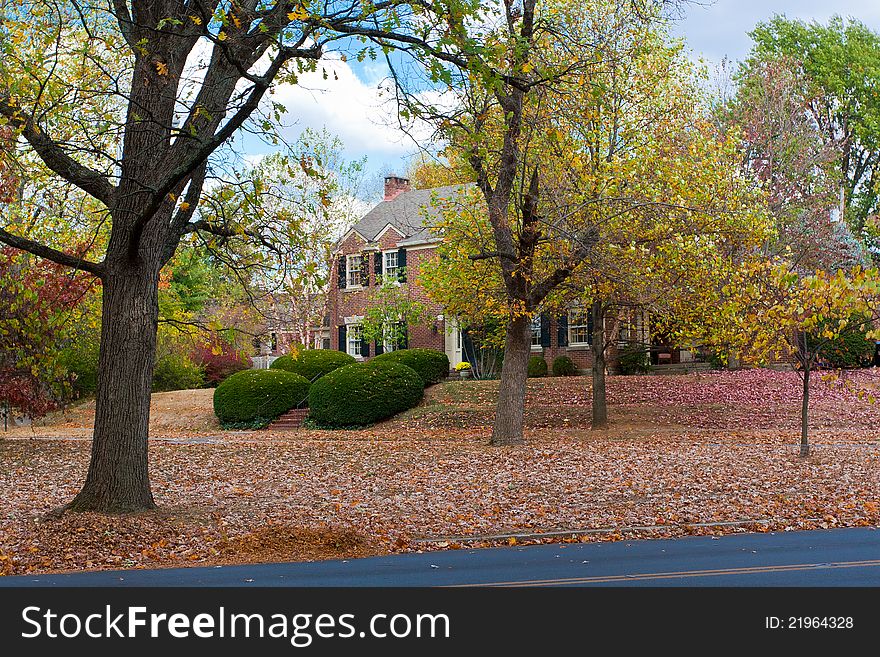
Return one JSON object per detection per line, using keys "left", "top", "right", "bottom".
{"left": 457, "top": 559, "right": 880, "bottom": 587}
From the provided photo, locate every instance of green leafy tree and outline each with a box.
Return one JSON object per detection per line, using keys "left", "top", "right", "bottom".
{"left": 0, "top": 0, "right": 490, "bottom": 512}
{"left": 360, "top": 276, "right": 431, "bottom": 351}
{"left": 746, "top": 16, "right": 880, "bottom": 238}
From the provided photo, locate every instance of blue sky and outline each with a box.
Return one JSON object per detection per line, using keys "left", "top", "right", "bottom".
{"left": 671, "top": 0, "right": 880, "bottom": 64}
{"left": 255, "top": 1, "right": 880, "bottom": 195}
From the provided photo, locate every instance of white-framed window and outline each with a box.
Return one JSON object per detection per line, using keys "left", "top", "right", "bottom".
{"left": 568, "top": 307, "right": 592, "bottom": 346}
{"left": 347, "top": 324, "right": 363, "bottom": 357}
{"left": 383, "top": 250, "right": 399, "bottom": 281}
{"left": 531, "top": 316, "right": 542, "bottom": 348}
{"left": 346, "top": 254, "right": 364, "bottom": 288}
{"left": 619, "top": 313, "right": 641, "bottom": 345}
{"left": 381, "top": 323, "right": 397, "bottom": 353}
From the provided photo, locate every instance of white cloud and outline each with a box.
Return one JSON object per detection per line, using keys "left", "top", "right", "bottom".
{"left": 267, "top": 54, "right": 422, "bottom": 166}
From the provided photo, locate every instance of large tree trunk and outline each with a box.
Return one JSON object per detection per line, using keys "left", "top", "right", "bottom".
{"left": 491, "top": 314, "right": 532, "bottom": 445}
{"left": 67, "top": 263, "right": 160, "bottom": 512}
{"left": 591, "top": 301, "right": 608, "bottom": 429}
{"left": 800, "top": 361, "right": 810, "bottom": 458}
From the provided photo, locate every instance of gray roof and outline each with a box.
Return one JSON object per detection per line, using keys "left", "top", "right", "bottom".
{"left": 351, "top": 184, "right": 474, "bottom": 245}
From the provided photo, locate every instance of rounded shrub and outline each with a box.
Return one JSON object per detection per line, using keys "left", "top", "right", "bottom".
{"left": 528, "top": 355, "right": 548, "bottom": 377}
{"left": 552, "top": 355, "right": 578, "bottom": 376}
{"left": 308, "top": 361, "right": 424, "bottom": 427}
{"left": 213, "top": 369, "right": 311, "bottom": 427}
{"left": 371, "top": 348, "right": 449, "bottom": 385}
{"left": 270, "top": 349, "right": 356, "bottom": 381}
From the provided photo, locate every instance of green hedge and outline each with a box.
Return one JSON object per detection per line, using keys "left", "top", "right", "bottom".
{"left": 308, "top": 361, "right": 424, "bottom": 427}
{"left": 270, "top": 349, "right": 356, "bottom": 381}
{"left": 58, "top": 336, "right": 100, "bottom": 397}
{"left": 528, "top": 355, "right": 548, "bottom": 377}
{"left": 552, "top": 355, "right": 577, "bottom": 376}
{"left": 213, "top": 369, "right": 311, "bottom": 428}
{"left": 152, "top": 353, "right": 205, "bottom": 392}
{"left": 371, "top": 348, "right": 449, "bottom": 385}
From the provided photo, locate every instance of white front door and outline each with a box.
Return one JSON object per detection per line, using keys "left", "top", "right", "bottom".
{"left": 444, "top": 316, "right": 463, "bottom": 368}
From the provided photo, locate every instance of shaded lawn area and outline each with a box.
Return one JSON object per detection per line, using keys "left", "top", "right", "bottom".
{"left": 1, "top": 369, "right": 879, "bottom": 576}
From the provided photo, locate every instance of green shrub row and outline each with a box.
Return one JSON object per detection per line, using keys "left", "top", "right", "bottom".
{"left": 308, "top": 361, "right": 424, "bottom": 427}
{"left": 213, "top": 369, "right": 311, "bottom": 428}
{"left": 528, "top": 356, "right": 548, "bottom": 377}
{"left": 552, "top": 355, "right": 577, "bottom": 376}
{"left": 270, "top": 349, "right": 356, "bottom": 381}
{"left": 371, "top": 348, "right": 449, "bottom": 385}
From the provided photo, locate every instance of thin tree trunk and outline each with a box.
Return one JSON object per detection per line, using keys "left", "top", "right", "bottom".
{"left": 800, "top": 361, "right": 810, "bottom": 458}
{"left": 491, "top": 314, "right": 531, "bottom": 445}
{"left": 591, "top": 301, "right": 608, "bottom": 429}
{"left": 67, "top": 264, "right": 159, "bottom": 512}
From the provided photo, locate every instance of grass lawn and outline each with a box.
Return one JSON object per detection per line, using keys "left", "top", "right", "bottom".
{"left": 1, "top": 369, "right": 879, "bottom": 575}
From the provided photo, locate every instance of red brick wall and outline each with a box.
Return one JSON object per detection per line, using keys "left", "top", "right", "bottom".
{"left": 329, "top": 230, "right": 445, "bottom": 355}
{"left": 329, "top": 230, "right": 628, "bottom": 372}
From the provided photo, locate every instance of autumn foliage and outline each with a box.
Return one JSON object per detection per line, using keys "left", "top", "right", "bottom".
{"left": 190, "top": 337, "right": 250, "bottom": 387}
{"left": 0, "top": 247, "right": 93, "bottom": 416}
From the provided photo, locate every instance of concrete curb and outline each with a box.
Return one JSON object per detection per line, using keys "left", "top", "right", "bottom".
{"left": 411, "top": 517, "right": 830, "bottom": 544}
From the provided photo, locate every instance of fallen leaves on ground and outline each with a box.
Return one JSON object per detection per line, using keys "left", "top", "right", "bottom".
{"left": 1, "top": 369, "right": 878, "bottom": 575}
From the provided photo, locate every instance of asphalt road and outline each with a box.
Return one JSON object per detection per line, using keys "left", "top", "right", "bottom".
{"left": 2, "top": 527, "right": 879, "bottom": 587}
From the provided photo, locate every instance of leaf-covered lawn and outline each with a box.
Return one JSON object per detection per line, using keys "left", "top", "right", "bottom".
{"left": 1, "top": 369, "right": 878, "bottom": 575}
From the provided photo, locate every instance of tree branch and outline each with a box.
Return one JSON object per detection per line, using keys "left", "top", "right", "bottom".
{"left": 0, "top": 227, "right": 104, "bottom": 277}
{"left": 0, "top": 97, "right": 116, "bottom": 206}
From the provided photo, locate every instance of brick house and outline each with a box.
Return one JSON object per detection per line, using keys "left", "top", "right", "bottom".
{"left": 329, "top": 175, "right": 654, "bottom": 373}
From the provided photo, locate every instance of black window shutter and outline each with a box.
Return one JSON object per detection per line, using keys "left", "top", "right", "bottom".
{"left": 375, "top": 340, "right": 384, "bottom": 356}
{"left": 557, "top": 314, "right": 569, "bottom": 347}
{"left": 361, "top": 339, "right": 370, "bottom": 357}
{"left": 540, "top": 313, "right": 551, "bottom": 347}
{"left": 374, "top": 251, "right": 383, "bottom": 280}
{"left": 337, "top": 256, "right": 346, "bottom": 289}
{"left": 397, "top": 248, "right": 407, "bottom": 282}
{"left": 462, "top": 327, "right": 474, "bottom": 358}
{"left": 338, "top": 325, "right": 346, "bottom": 352}
{"left": 360, "top": 255, "right": 369, "bottom": 286}
{"left": 587, "top": 312, "right": 595, "bottom": 346}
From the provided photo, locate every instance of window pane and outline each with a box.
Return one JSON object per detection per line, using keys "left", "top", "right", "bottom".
{"left": 384, "top": 251, "right": 398, "bottom": 279}
{"left": 531, "top": 316, "right": 541, "bottom": 346}
{"left": 347, "top": 324, "right": 363, "bottom": 356}
{"left": 347, "top": 255, "right": 362, "bottom": 287}
{"left": 568, "top": 307, "right": 591, "bottom": 345}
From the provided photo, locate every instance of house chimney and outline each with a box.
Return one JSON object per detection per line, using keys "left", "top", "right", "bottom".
{"left": 384, "top": 175, "right": 411, "bottom": 201}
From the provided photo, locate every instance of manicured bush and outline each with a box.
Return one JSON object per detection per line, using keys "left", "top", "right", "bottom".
{"left": 618, "top": 344, "right": 652, "bottom": 375}
{"left": 371, "top": 348, "right": 449, "bottom": 385}
{"left": 552, "top": 355, "right": 577, "bottom": 376}
{"left": 308, "top": 361, "right": 424, "bottom": 427}
{"left": 213, "top": 369, "right": 311, "bottom": 428}
{"left": 270, "top": 349, "right": 356, "bottom": 381}
{"left": 528, "top": 355, "right": 548, "bottom": 377}
{"left": 152, "top": 353, "right": 205, "bottom": 392}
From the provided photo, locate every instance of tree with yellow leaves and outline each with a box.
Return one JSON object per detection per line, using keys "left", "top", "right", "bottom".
{"left": 692, "top": 262, "right": 880, "bottom": 457}
{"left": 414, "top": 0, "right": 771, "bottom": 437}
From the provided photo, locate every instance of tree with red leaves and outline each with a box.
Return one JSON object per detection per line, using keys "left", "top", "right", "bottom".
{"left": 0, "top": 248, "right": 94, "bottom": 418}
